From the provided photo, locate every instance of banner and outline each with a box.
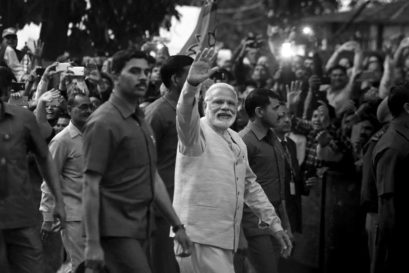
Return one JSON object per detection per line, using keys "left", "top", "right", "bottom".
{"left": 178, "top": 0, "right": 217, "bottom": 56}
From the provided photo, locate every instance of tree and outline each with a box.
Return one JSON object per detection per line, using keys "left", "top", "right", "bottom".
{"left": 78, "top": 0, "right": 181, "bottom": 55}
{"left": 212, "top": 0, "right": 340, "bottom": 50}
{"left": 0, "top": 0, "right": 182, "bottom": 59}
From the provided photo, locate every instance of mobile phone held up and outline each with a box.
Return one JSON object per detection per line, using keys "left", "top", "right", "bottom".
{"left": 8, "top": 95, "right": 29, "bottom": 108}
{"left": 35, "top": 67, "right": 45, "bottom": 77}
{"left": 11, "top": 82, "right": 26, "bottom": 92}
{"left": 55, "top": 62, "right": 71, "bottom": 72}
{"left": 68, "top": 66, "right": 85, "bottom": 77}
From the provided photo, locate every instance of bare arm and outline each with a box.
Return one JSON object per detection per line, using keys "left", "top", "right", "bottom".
{"left": 350, "top": 42, "right": 363, "bottom": 78}
{"left": 34, "top": 62, "right": 59, "bottom": 103}
{"left": 154, "top": 172, "right": 181, "bottom": 226}
{"left": 153, "top": 172, "right": 192, "bottom": 253}
{"left": 344, "top": 42, "right": 363, "bottom": 100}
{"left": 39, "top": 138, "right": 67, "bottom": 221}
{"left": 83, "top": 171, "right": 105, "bottom": 270}
{"left": 82, "top": 117, "right": 113, "bottom": 270}
{"left": 379, "top": 55, "right": 393, "bottom": 99}
{"left": 34, "top": 78, "right": 50, "bottom": 103}
{"left": 325, "top": 47, "right": 342, "bottom": 72}
{"left": 34, "top": 89, "right": 60, "bottom": 139}
{"left": 83, "top": 171, "right": 102, "bottom": 246}
{"left": 36, "top": 152, "right": 66, "bottom": 224}
{"left": 393, "top": 37, "right": 409, "bottom": 67}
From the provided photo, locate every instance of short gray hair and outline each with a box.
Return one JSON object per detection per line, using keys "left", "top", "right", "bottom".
{"left": 204, "top": 83, "right": 238, "bottom": 103}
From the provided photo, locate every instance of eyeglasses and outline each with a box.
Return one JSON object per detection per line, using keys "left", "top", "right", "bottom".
{"left": 76, "top": 104, "right": 93, "bottom": 110}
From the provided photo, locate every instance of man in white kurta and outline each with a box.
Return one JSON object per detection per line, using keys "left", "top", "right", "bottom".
{"left": 173, "top": 48, "right": 292, "bottom": 273}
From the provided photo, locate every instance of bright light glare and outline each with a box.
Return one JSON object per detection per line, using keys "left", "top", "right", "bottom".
{"left": 295, "top": 45, "right": 305, "bottom": 56}
{"left": 157, "top": 43, "right": 164, "bottom": 50}
{"left": 280, "top": 42, "right": 294, "bottom": 59}
{"left": 302, "top": 26, "right": 313, "bottom": 35}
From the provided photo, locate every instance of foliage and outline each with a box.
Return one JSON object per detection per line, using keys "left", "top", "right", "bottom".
{"left": 214, "top": 0, "right": 340, "bottom": 50}
{"left": 0, "top": 0, "right": 182, "bottom": 58}
{"left": 80, "top": 0, "right": 181, "bottom": 54}
{"left": 0, "top": 0, "right": 399, "bottom": 58}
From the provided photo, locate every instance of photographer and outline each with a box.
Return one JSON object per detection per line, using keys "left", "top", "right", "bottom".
{"left": 232, "top": 33, "right": 263, "bottom": 90}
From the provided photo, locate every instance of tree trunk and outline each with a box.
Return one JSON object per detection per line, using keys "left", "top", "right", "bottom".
{"left": 40, "top": 0, "right": 71, "bottom": 61}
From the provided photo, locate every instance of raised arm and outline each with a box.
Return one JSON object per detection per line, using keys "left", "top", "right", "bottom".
{"left": 350, "top": 41, "right": 363, "bottom": 80}
{"left": 153, "top": 171, "right": 192, "bottom": 255}
{"left": 176, "top": 48, "right": 218, "bottom": 152}
{"left": 343, "top": 41, "right": 363, "bottom": 99}
{"left": 34, "top": 89, "right": 60, "bottom": 139}
{"left": 393, "top": 37, "right": 409, "bottom": 68}
{"left": 34, "top": 62, "right": 60, "bottom": 103}
{"left": 82, "top": 119, "right": 112, "bottom": 270}
{"left": 379, "top": 54, "right": 393, "bottom": 99}
{"left": 325, "top": 45, "right": 343, "bottom": 73}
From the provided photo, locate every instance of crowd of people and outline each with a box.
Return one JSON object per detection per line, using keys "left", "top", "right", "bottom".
{"left": 0, "top": 21, "right": 407, "bottom": 273}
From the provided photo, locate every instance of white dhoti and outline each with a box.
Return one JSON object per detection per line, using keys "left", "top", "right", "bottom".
{"left": 175, "top": 242, "right": 234, "bottom": 273}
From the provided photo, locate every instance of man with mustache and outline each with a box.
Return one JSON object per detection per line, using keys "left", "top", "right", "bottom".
{"left": 173, "top": 48, "right": 292, "bottom": 273}
{"left": 239, "top": 91, "right": 299, "bottom": 273}
{"left": 82, "top": 49, "right": 191, "bottom": 273}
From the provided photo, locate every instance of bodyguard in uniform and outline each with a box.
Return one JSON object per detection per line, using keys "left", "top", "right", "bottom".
{"left": 82, "top": 49, "right": 191, "bottom": 273}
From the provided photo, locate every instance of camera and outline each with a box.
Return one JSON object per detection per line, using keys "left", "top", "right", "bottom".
{"left": 11, "top": 82, "right": 25, "bottom": 92}
{"left": 35, "top": 67, "right": 45, "bottom": 77}
{"left": 56, "top": 62, "right": 71, "bottom": 72}
{"left": 246, "top": 33, "right": 263, "bottom": 48}
{"left": 68, "top": 66, "right": 85, "bottom": 77}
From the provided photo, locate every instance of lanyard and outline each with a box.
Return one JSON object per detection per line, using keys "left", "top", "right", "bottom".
{"left": 281, "top": 140, "right": 296, "bottom": 195}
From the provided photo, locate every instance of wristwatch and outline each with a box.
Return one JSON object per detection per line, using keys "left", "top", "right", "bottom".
{"left": 172, "top": 224, "right": 185, "bottom": 233}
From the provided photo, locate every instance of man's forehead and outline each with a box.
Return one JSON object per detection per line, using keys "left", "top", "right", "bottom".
{"left": 211, "top": 88, "right": 237, "bottom": 100}
{"left": 331, "top": 69, "right": 345, "bottom": 76}
{"left": 58, "top": 117, "right": 70, "bottom": 123}
{"left": 124, "top": 58, "right": 149, "bottom": 69}
{"left": 268, "top": 97, "right": 281, "bottom": 107}
{"left": 277, "top": 103, "right": 288, "bottom": 112}
{"left": 74, "top": 95, "right": 91, "bottom": 104}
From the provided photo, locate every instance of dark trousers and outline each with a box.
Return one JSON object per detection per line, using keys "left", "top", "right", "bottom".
{"left": 0, "top": 226, "right": 44, "bottom": 273}
{"left": 101, "top": 237, "right": 151, "bottom": 273}
{"left": 150, "top": 217, "right": 179, "bottom": 273}
{"left": 246, "top": 235, "right": 281, "bottom": 273}
{"left": 42, "top": 231, "right": 64, "bottom": 273}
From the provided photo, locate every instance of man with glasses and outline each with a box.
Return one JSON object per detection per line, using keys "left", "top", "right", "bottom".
{"left": 40, "top": 93, "right": 93, "bottom": 272}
